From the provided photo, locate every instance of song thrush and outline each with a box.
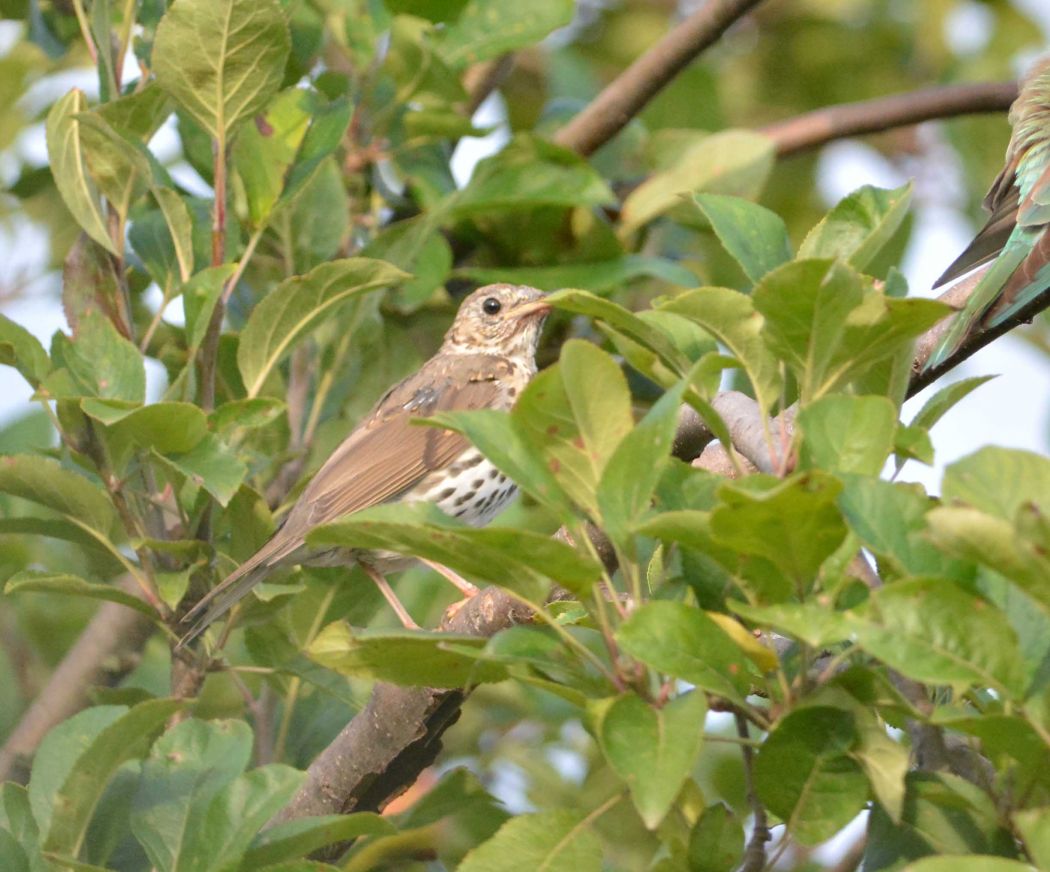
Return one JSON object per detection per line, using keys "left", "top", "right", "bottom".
{"left": 179, "top": 283, "right": 550, "bottom": 645}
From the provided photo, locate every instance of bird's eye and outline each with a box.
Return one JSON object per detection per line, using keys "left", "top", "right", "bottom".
{"left": 482, "top": 297, "right": 502, "bottom": 315}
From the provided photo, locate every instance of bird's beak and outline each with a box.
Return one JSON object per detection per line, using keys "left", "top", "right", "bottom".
{"left": 513, "top": 299, "right": 552, "bottom": 319}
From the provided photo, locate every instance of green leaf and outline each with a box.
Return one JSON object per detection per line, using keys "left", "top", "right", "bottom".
{"left": 659, "top": 287, "right": 783, "bottom": 414}
{"left": 1014, "top": 807, "right": 1050, "bottom": 870}
{"left": 942, "top": 446, "right": 1050, "bottom": 519}
{"left": 728, "top": 600, "right": 850, "bottom": 649}
{"left": 621, "top": 130, "right": 774, "bottom": 236}
{"left": 457, "top": 809, "right": 603, "bottom": 872}
{"left": 838, "top": 477, "right": 969, "bottom": 580}
{"left": 307, "top": 622, "right": 507, "bottom": 687}
{"left": 82, "top": 400, "right": 209, "bottom": 459}
{"left": 754, "top": 707, "right": 868, "bottom": 846}
{"left": 238, "top": 258, "right": 405, "bottom": 398}
{"left": 160, "top": 433, "right": 247, "bottom": 507}
{"left": 909, "top": 375, "right": 995, "bottom": 433}
{"left": 0, "top": 783, "right": 43, "bottom": 872}
{"left": 3, "top": 572, "right": 157, "bottom": 621}
{"left": 687, "top": 804, "right": 744, "bottom": 872}
{"left": 153, "top": 188, "right": 195, "bottom": 283}
{"left": 209, "top": 398, "right": 285, "bottom": 435}
{"left": 593, "top": 690, "right": 706, "bottom": 829}
{"left": 511, "top": 341, "right": 633, "bottom": 516}
{"left": 437, "top": 0, "right": 573, "bottom": 67}
{"left": 711, "top": 473, "right": 848, "bottom": 593}
{"left": 76, "top": 112, "right": 154, "bottom": 220}
{"left": 48, "top": 310, "right": 146, "bottom": 403}
{"left": 0, "top": 314, "right": 50, "bottom": 388}
{"left": 926, "top": 506, "right": 1050, "bottom": 618}
{"left": 848, "top": 577, "right": 1028, "bottom": 698}
{"left": 153, "top": 0, "right": 291, "bottom": 141}
{"left": 753, "top": 259, "right": 949, "bottom": 400}
{"left": 37, "top": 699, "right": 181, "bottom": 856}
{"left": 232, "top": 87, "right": 314, "bottom": 228}
{"left": 307, "top": 503, "right": 601, "bottom": 601}
{"left": 752, "top": 258, "right": 865, "bottom": 400}
{"left": 171, "top": 765, "right": 306, "bottom": 872}
{"left": 597, "top": 379, "right": 687, "bottom": 552}
{"left": 183, "top": 265, "right": 237, "bottom": 354}
{"left": 281, "top": 97, "right": 353, "bottom": 203}
{"left": 867, "top": 772, "right": 1017, "bottom": 868}
{"left": 798, "top": 394, "right": 897, "bottom": 476}
{"left": 428, "top": 409, "right": 577, "bottom": 520}
{"left": 452, "top": 136, "right": 614, "bottom": 214}
{"left": 692, "top": 193, "right": 792, "bottom": 284}
{"left": 616, "top": 601, "right": 751, "bottom": 701}
{"left": 244, "top": 813, "right": 393, "bottom": 868}
{"left": 455, "top": 255, "right": 697, "bottom": 294}
{"left": 798, "top": 183, "right": 912, "bottom": 270}
{"left": 851, "top": 713, "right": 910, "bottom": 823}
{"left": 131, "top": 718, "right": 254, "bottom": 872}
{"left": 546, "top": 289, "right": 695, "bottom": 375}
{"left": 0, "top": 454, "right": 117, "bottom": 536}
{"left": 45, "top": 89, "right": 116, "bottom": 254}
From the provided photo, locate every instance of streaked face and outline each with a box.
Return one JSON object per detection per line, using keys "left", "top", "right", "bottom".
{"left": 441, "top": 284, "right": 550, "bottom": 359}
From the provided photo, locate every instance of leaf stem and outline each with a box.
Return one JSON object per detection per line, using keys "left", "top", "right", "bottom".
{"left": 70, "top": 0, "right": 98, "bottom": 65}
{"left": 199, "top": 137, "right": 229, "bottom": 413}
{"left": 114, "top": 0, "right": 137, "bottom": 90}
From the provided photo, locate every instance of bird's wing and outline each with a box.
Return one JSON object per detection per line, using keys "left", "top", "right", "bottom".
{"left": 292, "top": 357, "right": 508, "bottom": 532}
{"left": 178, "top": 355, "right": 509, "bottom": 642}
{"left": 933, "top": 164, "right": 1021, "bottom": 289}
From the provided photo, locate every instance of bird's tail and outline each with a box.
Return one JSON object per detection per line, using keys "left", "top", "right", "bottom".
{"left": 177, "top": 541, "right": 290, "bottom": 647}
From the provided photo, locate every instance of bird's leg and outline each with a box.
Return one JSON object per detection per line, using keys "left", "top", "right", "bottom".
{"left": 360, "top": 564, "right": 420, "bottom": 630}
{"left": 420, "top": 559, "right": 479, "bottom": 597}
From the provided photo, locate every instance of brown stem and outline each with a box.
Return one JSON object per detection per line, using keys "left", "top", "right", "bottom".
{"left": 763, "top": 80, "right": 1018, "bottom": 158}
{"left": 0, "top": 577, "right": 154, "bottom": 782}
{"left": 735, "top": 711, "right": 770, "bottom": 872}
{"left": 553, "top": 0, "right": 767, "bottom": 156}
{"left": 462, "top": 54, "right": 514, "bottom": 116}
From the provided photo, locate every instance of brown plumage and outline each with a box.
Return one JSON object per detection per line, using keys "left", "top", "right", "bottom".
{"left": 179, "top": 284, "right": 549, "bottom": 644}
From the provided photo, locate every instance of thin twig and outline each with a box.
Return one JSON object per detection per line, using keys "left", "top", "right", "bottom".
{"left": 735, "top": 712, "right": 770, "bottom": 872}
{"left": 554, "top": 0, "right": 768, "bottom": 156}
{"left": 763, "top": 80, "right": 1018, "bottom": 158}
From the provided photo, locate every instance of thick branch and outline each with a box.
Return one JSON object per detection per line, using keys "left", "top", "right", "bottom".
{"left": 0, "top": 578, "right": 154, "bottom": 782}
{"left": 553, "top": 0, "right": 767, "bottom": 156}
{"left": 763, "top": 80, "right": 1018, "bottom": 158}
{"left": 273, "top": 587, "right": 533, "bottom": 836}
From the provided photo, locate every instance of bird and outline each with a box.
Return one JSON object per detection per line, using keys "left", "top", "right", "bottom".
{"left": 924, "top": 57, "right": 1050, "bottom": 374}
{"left": 179, "top": 283, "right": 550, "bottom": 645}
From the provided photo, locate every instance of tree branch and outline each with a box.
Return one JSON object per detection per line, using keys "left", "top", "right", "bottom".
{"left": 909, "top": 265, "right": 1050, "bottom": 396}
{"left": 762, "top": 80, "right": 1018, "bottom": 158}
{"left": 272, "top": 586, "right": 534, "bottom": 853}
{"left": 553, "top": 0, "right": 768, "bottom": 156}
{"left": 0, "top": 578, "right": 154, "bottom": 782}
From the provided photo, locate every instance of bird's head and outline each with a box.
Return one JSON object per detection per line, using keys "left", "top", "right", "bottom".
{"left": 441, "top": 284, "right": 551, "bottom": 360}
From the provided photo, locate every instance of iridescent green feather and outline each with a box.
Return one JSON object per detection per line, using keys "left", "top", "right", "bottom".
{"left": 925, "top": 59, "right": 1050, "bottom": 373}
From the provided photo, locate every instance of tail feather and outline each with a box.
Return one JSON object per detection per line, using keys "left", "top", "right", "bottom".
{"left": 177, "top": 564, "right": 270, "bottom": 647}
{"left": 177, "top": 536, "right": 299, "bottom": 647}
